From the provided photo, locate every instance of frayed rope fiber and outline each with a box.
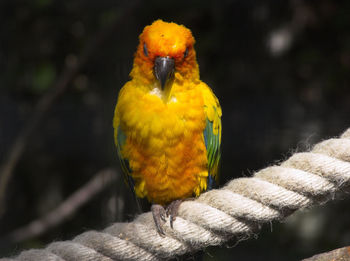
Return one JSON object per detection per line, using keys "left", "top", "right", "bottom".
{"left": 3, "top": 128, "right": 350, "bottom": 261}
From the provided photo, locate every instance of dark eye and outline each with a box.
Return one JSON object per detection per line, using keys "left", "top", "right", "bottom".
{"left": 184, "top": 47, "right": 189, "bottom": 58}
{"left": 143, "top": 43, "right": 148, "bottom": 57}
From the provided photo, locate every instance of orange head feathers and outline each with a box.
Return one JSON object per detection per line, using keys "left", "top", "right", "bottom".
{"left": 130, "top": 20, "right": 199, "bottom": 87}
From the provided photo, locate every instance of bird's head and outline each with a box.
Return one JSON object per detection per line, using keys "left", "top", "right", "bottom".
{"left": 131, "top": 20, "right": 199, "bottom": 92}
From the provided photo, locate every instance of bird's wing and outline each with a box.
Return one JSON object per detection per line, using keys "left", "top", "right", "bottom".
{"left": 202, "top": 84, "right": 222, "bottom": 190}
{"left": 114, "top": 124, "right": 135, "bottom": 192}
{"left": 114, "top": 113, "right": 142, "bottom": 211}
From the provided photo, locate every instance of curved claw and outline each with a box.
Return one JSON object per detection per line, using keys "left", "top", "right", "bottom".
{"left": 166, "top": 199, "right": 182, "bottom": 228}
{"left": 151, "top": 204, "right": 167, "bottom": 236}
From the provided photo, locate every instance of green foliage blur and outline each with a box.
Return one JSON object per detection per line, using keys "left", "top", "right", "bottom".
{"left": 0, "top": 0, "right": 350, "bottom": 260}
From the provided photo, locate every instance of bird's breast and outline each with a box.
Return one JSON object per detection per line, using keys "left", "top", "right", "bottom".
{"left": 120, "top": 85, "right": 206, "bottom": 147}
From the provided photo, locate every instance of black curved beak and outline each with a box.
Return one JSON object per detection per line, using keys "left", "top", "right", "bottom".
{"left": 154, "top": 57, "right": 175, "bottom": 89}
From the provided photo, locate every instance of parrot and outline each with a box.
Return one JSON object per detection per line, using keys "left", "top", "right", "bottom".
{"left": 113, "top": 19, "right": 221, "bottom": 235}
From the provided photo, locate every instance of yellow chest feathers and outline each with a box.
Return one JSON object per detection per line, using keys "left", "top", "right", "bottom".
{"left": 118, "top": 84, "right": 206, "bottom": 148}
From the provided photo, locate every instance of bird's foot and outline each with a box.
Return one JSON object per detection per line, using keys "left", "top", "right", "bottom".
{"left": 151, "top": 204, "right": 167, "bottom": 236}
{"left": 151, "top": 199, "right": 183, "bottom": 235}
{"left": 166, "top": 199, "right": 182, "bottom": 229}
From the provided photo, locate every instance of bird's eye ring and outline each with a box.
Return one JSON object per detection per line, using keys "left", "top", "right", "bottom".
{"left": 143, "top": 43, "right": 148, "bottom": 57}
{"left": 184, "top": 47, "right": 189, "bottom": 58}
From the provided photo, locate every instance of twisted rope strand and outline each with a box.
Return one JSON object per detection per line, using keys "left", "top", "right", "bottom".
{"left": 2, "top": 128, "right": 350, "bottom": 261}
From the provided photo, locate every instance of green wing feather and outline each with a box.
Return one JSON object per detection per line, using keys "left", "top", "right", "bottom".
{"left": 115, "top": 125, "right": 134, "bottom": 189}
{"left": 115, "top": 124, "right": 143, "bottom": 211}
{"left": 203, "top": 104, "right": 222, "bottom": 190}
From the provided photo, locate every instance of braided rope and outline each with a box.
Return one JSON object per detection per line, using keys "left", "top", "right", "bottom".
{"left": 3, "top": 128, "right": 350, "bottom": 261}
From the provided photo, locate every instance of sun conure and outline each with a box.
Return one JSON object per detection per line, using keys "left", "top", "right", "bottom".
{"left": 113, "top": 19, "right": 222, "bottom": 234}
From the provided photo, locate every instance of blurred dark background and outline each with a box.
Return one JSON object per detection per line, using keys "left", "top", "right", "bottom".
{"left": 0, "top": 0, "right": 350, "bottom": 260}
